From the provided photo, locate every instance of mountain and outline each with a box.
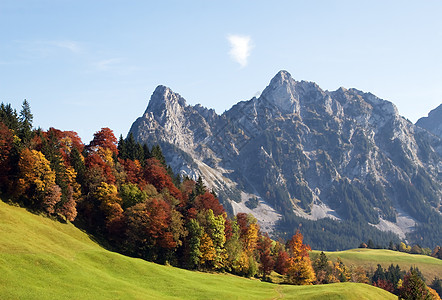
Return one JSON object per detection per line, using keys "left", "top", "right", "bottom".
{"left": 416, "top": 104, "right": 442, "bottom": 138}
{"left": 129, "top": 71, "right": 442, "bottom": 249}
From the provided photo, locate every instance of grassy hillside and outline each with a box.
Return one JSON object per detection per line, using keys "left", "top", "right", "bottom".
{"left": 0, "top": 200, "right": 396, "bottom": 300}
{"left": 312, "top": 248, "right": 442, "bottom": 283}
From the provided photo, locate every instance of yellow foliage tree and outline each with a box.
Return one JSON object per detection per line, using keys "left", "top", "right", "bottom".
{"left": 18, "top": 149, "right": 56, "bottom": 194}
{"left": 199, "top": 232, "right": 216, "bottom": 268}
{"left": 94, "top": 182, "right": 123, "bottom": 221}
{"left": 287, "top": 256, "right": 316, "bottom": 285}
{"left": 17, "top": 149, "right": 59, "bottom": 213}
{"left": 333, "top": 257, "right": 351, "bottom": 282}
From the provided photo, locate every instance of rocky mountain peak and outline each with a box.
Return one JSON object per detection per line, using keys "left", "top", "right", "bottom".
{"left": 416, "top": 103, "right": 442, "bottom": 138}
{"left": 260, "top": 70, "right": 301, "bottom": 114}
{"left": 145, "top": 85, "right": 187, "bottom": 119}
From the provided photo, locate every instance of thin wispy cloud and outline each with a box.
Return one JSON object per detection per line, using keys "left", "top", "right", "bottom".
{"left": 15, "top": 39, "right": 82, "bottom": 58}
{"left": 227, "top": 34, "right": 253, "bottom": 68}
{"left": 94, "top": 58, "right": 124, "bottom": 71}
{"left": 49, "top": 40, "right": 82, "bottom": 53}
{"left": 91, "top": 57, "right": 138, "bottom": 75}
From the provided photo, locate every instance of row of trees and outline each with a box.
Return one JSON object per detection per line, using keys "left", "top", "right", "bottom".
{"left": 0, "top": 101, "right": 440, "bottom": 298}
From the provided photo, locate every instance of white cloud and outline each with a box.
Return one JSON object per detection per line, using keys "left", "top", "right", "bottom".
{"left": 227, "top": 34, "right": 253, "bottom": 68}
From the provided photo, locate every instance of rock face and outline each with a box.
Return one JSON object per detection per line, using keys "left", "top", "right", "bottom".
{"left": 129, "top": 71, "right": 442, "bottom": 247}
{"left": 416, "top": 104, "right": 442, "bottom": 138}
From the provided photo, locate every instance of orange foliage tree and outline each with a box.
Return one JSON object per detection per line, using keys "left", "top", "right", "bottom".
{"left": 286, "top": 230, "right": 316, "bottom": 285}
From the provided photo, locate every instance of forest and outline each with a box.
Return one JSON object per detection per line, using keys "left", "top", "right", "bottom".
{"left": 0, "top": 100, "right": 440, "bottom": 299}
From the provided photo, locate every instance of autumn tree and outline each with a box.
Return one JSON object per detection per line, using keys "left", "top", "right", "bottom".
{"left": 17, "top": 149, "right": 57, "bottom": 209}
{"left": 235, "top": 213, "right": 260, "bottom": 277}
{"left": 0, "top": 122, "right": 14, "bottom": 191}
{"left": 144, "top": 158, "right": 182, "bottom": 200}
{"left": 119, "top": 158, "right": 145, "bottom": 186}
{"left": 257, "top": 233, "right": 275, "bottom": 280}
{"left": 124, "top": 198, "right": 176, "bottom": 261}
{"left": 89, "top": 127, "right": 118, "bottom": 155}
{"left": 351, "top": 265, "right": 369, "bottom": 284}
{"left": 57, "top": 185, "right": 78, "bottom": 221}
{"left": 199, "top": 232, "right": 216, "bottom": 269}
{"left": 286, "top": 230, "right": 316, "bottom": 285}
{"left": 194, "top": 191, "right": 225, "bottom": 216}
{"left": 275, "top": 248, "right": 291, "bottom": 276}
{"left": 42, "top": 184, "right": 62, "bottom": 214}
{"left": 399, "top": 269, "right": 432, "bottom": 300}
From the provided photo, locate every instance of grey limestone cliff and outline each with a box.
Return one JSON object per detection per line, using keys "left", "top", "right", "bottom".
{"left": 129, "top": 71, "right": 442, "bottom": 245}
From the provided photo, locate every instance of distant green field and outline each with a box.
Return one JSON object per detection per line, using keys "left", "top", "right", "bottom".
{"left": 0, "top": 200, "right": 395, "bottom": 299}
{"left": 311, "top": 248, "right": 442, "bottom": 283}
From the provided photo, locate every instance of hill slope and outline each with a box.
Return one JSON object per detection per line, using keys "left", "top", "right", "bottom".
{"left": 311, "top": 248, "right": 442, "bottom": 283}
{"left": 0, "top": 199, "right": 395, "bottom": 299}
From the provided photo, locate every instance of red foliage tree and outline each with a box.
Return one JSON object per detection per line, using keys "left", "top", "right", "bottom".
{"left": 180, "top": 178, "right": 196, "bottom": 203}
{"left": 89, "top": 127, "right": 118, "bottom": 155}
{"left": 85, "top": 152, "right": 115, "bottom": 184}
{"left": 236, "top": 213, "right": 249, "bottom": 238}
{"left": 119, "top": 158, "right": 145, "bottom": 186}
{"left": 373, "top": 279, "right": 395, "bottom": 293}
{"left": 224, "top": 218, "right": 234, "bottom": 241}
{"left": 186, "top": 207, "right": 198, "bottom": 220}
{"left": 258, "top": 233, "right": 275, "bottom": 279}
{"left": 194, "top": 191, "right": 225, "bottom": 216}
{"left": 125, "top": 198, "right": 177, "bottom": 258}
{"left": 47, "top": 128, "right": 83, "bottom": 164}
{"left": 0, "top": 122, "right": 13, "bottom": 190}
{"left": 275, "top": 249, "right": 291, "bottom": 275}
{"left": 144, "top": 158, "right": 182, "bottom": 200}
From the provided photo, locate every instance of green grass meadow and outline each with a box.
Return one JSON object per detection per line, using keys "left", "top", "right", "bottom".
{"left": 312, "top": 248, "right": 442, "bottom": 283}
{"left": 0, "top": 199, "right": 397, "bottom": 299}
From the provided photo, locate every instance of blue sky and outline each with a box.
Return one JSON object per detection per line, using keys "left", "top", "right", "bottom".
{"left": 1, "top": 0, "right": 441, "bottom": 142}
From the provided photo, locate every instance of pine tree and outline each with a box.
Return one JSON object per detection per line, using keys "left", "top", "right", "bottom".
{"left": 195, "top": 176, "right": 205, "bottom": 196}
{"left": 151, "top": 144, "right": 166, "bottom": 166}
{"left": 117, "top": 135, "right": 127, "bottom": 159}
{"left": 0, "top": 103, "right": 19, "bottom": 131}
{"left": 18, "top": 99, "right": 33, "bottom": 144}
{"left": 142, "top": 143, "right": 151, "bottom": 160}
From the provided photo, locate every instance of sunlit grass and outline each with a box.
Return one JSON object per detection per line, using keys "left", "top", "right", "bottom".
{"left": 0, "top": 200, "right": 396, "bottom": 299}
{"left": 311, "top": 248, "right": 442, "bottom": 283}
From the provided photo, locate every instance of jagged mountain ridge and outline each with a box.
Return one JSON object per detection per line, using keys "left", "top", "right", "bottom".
{"left": 416, "top": 103, "right": 442, "bottom": 138}
{"left": 129, "top": 71, "right": 442, "bottom": 247}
